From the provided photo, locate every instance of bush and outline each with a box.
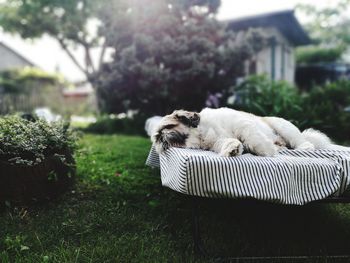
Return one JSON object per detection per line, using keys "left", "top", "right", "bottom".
{"left": 0, "top": 116, "right": 77, "bottom": 203}
{"left": 228, "top": 75, "right": 350, "bottom": 143}
{"left": 84, "top": 114, "right": 147, "bottom": 136}
{"left": 0, "top": 116, "right": 76, "bottom": 165}
{"left": 302, "top": 80, "right": 350, "bottom": 141}
{"left": 229, "top": 75, "right": 303, "bottom": 125}
{"left": 296, "top": 46, "right": 344, "bottom": 64}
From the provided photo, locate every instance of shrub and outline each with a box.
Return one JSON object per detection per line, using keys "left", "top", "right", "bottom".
{"left": 0, "top": 116, "right": 76, "bottom": 165}
{"left": 296, "top": 46, "right": 344, "bottom": 64}
{"left": 0, "top": 116, "right": 77, "bottom": 203}
{"left": 229, "top": 75, "right": 303, "bottom": 125}
{"left": 302, "top": 80, "right": 350, "bottom": 141}
{"left": 228, "top": 75, "right": 350, "bottom": 143}
{"left": 84, "top": 114, "right": 147, "bottom": 136}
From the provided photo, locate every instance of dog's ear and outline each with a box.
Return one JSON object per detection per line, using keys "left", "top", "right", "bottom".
{"left": 174, "top": 111, "right": 200, "bottom": 128}
{"left": 152, "top": 129, "right": 188, "bottom": 153}
{"left": 152, "top": 131, "right": 162, "bottom": 144}
{"left": 152, "top": 130, "right": 169, "bottom": 153}
{"left": 152, "top": 123, "right": 177, "bottom": 143}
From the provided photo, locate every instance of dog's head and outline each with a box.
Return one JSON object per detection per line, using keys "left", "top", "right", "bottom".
{"left": 152, "top": 110, "right": 200, "bottom": 153}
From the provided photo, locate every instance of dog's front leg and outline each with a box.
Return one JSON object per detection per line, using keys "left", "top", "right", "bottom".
{"left": 212, "top": 138, "right": 244, "bottom": 157}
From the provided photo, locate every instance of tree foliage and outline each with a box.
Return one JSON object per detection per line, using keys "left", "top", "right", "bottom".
{"left": 0, "top": 0, "right": 223, "bottom": 85}
{"left": 297, "top": 0, "right": 350, "bottom": 46}
{"left": 0, "top": 0, "right": 105, "bottom": 81}
{"left": 296, "top": 0, "right": 350, "bottom": 64}
{"left": 96, "top": 0, "right": 264, "bottom": 115}
{"left": 0, "top": 0, "right": 264, "bottom": 115}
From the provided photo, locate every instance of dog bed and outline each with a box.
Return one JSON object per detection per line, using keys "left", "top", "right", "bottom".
{"left": 146, "top": 146, "right": 350, "bottom": 205}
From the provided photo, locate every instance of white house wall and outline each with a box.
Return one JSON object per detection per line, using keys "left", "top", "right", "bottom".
{"left": 246, "top": 27, "right": 295, "bottom": 84}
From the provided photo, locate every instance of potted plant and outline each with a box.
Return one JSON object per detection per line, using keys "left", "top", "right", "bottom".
{"left": 0, "top": 116, "right": 77, "bottom": 204}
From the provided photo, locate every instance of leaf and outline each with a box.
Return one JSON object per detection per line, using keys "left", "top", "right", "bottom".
{"left": 20, "top": 245, "right": 29, "bottom": 251}
{"left": 148, "top": 200, "right": 160, "bottom": 208}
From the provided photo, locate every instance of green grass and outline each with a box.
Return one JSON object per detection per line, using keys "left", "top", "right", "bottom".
{"left": 2, "top": 134, "right": 350, "bottom": 262}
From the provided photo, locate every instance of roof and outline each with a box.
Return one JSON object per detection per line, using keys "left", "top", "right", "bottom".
{"left": 226, "top": 10, "right": 311, "bottom": 46}
{"left": 0, "top": 41, "right": 36, "bottom": 67}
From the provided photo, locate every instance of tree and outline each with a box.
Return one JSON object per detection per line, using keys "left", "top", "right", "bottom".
{"left": 0, "top": 0, "right": 106, "bottom": 82}
{"left": 96, "top": 0, "right": 264, "bottom": 115}
{"left": 296, "top": 0, "right": 350, "bottom": 64}
{"left": 297, "top": 0, "right": 350, "bottom": 46}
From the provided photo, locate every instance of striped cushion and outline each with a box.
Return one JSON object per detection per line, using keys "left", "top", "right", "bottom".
{"left": 146, "top": 146, "right": 350, "bottom": 205}
{"left": 146, "top": 146, "right": 160, "bottom": 168}
{"left": 278, "top": 149, "right": 350, "bottom": 196}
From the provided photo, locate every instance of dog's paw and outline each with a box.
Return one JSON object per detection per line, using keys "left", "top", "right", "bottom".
{"left": 220, "top": 139, "right": 243, "bottom": 157}
{"left": 253, "top": 141, "right": 277, "bottom": 157}
{"left": 296, "top": 141, "right": 315, "bottom": 151}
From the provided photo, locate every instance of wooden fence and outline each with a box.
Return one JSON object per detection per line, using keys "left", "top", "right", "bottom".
{"left": 0, "top": 92, "right": 97, "bottom": 115}
{"left": 0, "top": 94, "right": 46, "bottom": 115}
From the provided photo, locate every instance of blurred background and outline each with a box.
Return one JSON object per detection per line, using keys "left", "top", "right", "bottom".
{"left": 0, "top": 0, "right": 350, "bottom": 142}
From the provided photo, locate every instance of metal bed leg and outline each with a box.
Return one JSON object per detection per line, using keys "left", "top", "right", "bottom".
{"left": 191, "top": 198, "right": 209, "bottom": 257}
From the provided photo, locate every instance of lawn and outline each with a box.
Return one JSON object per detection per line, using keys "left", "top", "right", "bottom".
{"left": 2, "top": 134, "right": 350, "bottom": 262}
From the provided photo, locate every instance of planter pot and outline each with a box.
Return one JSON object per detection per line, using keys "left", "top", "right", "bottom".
{"left": 0, "top": 151, "right": 75, "bottom": 204}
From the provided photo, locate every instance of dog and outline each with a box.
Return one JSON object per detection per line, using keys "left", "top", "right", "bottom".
{"left": 145, "top": 116, "right": 163, "bottom": 137}
{"left": 152, "top": 107, "right": 346, "bottom": 157}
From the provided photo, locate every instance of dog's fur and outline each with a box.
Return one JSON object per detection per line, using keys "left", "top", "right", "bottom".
{"left": 152, "top": 107, "right": 346, "bottom": 157}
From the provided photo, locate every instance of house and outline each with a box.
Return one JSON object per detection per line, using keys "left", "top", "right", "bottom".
{"left": 0, "top": 41, "right": 96, "bottom": 115}
{"left": 0, "top": 41, "right": 35, "bottom": 71}
{"left": 227, "top": 10, "right": 311, "bottom": 83}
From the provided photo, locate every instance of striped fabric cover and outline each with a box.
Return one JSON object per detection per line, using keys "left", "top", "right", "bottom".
{"left": 146, "top": 146, "right": 160, "bottom": 168}
{"left": 146, "top": 146, "right": 350, "bottom": 205}
{"left": 278, "top": 149, "right": 350, "bottom": 196}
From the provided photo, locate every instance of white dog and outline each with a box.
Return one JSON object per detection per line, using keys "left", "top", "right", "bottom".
{"left": 152, "top": 107, "right": 345, "bottom": 157}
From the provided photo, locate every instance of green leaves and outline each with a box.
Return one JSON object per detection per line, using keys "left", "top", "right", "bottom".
{"left": 0, "top": 0, "right": 107, "bottom": 80}
{"left": 96, "top": 0, "right": 265, "bottom": 115}
{"left": 230, "top": 75, "right": 350, "bottom": 142}
{"left": 296, "top": 1, "right": 350, "bottom": 61}
{"left": 296, "top": 46, "right": 345, "bottom": 64}
{"left": 0, "top": 0, "right": 100, "bottom": 43}
{"left": 232, "top": 75, "right": 302, "bottom": 122}
{"left": 3, "top": 235, "right": 30, "bottom": 254}
{"left": 0, "top": 116, "right": 77, "bottom": 165}
{"left": 302, "top": 80, "right": 350, "bottom": 141}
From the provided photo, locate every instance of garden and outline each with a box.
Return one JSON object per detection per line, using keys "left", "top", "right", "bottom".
{"left": 1, "top": 76, "right": 350, "bottom": 262}
{"left": 1, "top": 0, "right": 350, "bottom": 262}
{"left": 3, "top": 134, "right": 350, "bottom": 262}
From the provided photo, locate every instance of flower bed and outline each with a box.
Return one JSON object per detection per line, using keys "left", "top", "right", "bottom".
{"left": 0, "top": 116, "right": 76, "bottom": 204}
